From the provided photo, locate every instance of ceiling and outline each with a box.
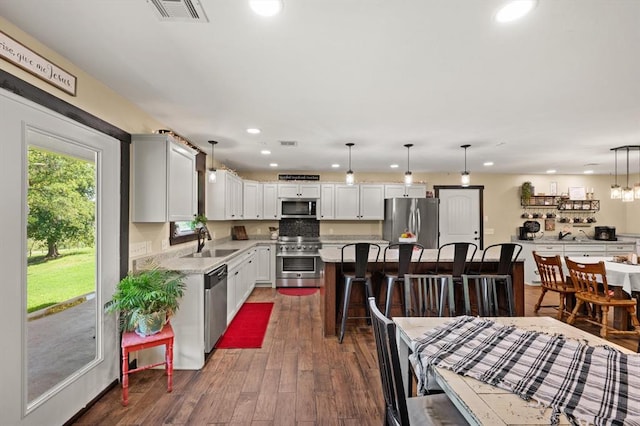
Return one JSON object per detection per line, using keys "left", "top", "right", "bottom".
{"left": 2, "top": 0, "right": 640, "bottom": 176}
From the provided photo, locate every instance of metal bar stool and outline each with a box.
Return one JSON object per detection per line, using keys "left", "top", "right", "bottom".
{"left": 427, "top": 242, "right": 478, "bottom": 316}
{"left": 338, "top": 242, "right": 380, "bottom": 343}
{"left": 462, "top": 243, "right": 522, "bottom": 316}
{"left": 382, "top": 242, "right": 424, "bottom": 318}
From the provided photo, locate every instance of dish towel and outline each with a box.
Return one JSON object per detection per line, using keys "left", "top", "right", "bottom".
{"left": 410, "top": 316, "right": 640, "bottom": 426}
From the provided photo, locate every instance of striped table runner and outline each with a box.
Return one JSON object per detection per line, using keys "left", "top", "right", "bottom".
{"left": 410, "top": 316, "right": 640, "bottom": 426}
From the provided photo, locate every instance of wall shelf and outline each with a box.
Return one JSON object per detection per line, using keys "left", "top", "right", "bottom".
{"left": 521, "top": 196, "right": 599, "bottom": 212}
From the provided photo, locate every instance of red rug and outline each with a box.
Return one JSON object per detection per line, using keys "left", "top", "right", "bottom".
{"left": 215, "top": 302, "right": 273, "bottom": 349}
{"left": 277, "top": 288, "right": 318, "bottom": 296}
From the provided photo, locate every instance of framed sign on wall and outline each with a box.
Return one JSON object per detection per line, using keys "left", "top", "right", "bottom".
{"left": 0, "top": 30, "right": 77, "bottom": 96}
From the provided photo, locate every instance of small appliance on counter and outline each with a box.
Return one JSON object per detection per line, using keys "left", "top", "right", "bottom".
{"left": 594, "top": 226, "right": 616, "bottom": 241}
{"left": 518, "top": 220, "right": 540, "bottom": 240}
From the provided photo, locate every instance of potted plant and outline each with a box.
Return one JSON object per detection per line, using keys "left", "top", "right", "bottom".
{"left": 190, "top": 213, "right": 208, "bottom": 230}
{"left": 521, "top": 181, "right": 533, "bottom": 205}
{"left": 106, "top": 269, "right": 186, "bottom": 336}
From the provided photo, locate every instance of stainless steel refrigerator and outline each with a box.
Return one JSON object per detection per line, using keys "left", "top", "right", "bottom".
{"left": 383, "top": 198, "right": 439, "bottom": 248}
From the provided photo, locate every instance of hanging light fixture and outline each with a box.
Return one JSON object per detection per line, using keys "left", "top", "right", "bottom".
{"left": 461, "top": 144, "right": 471, "bottom": 187}
{"left": 635, "top": 147, "right": 640, "bottom": 199}
{"left": 621, "top": 146, "right": 634, "bottom": 202}
{"left": 610, "top": 148, "right": 621, "bottom": 199}
{"left": 208, "top": 140, "right": 218, "bottom": 183}
{"left": 404, "top": 143, "right": 413, "bottom": 186}
{"left": 345, "top": 143, "right": 355, "bottom": 185}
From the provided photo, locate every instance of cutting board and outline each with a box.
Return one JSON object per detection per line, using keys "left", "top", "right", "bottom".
{"left": 232, "top": 226, "right": 248, "bottom": 240}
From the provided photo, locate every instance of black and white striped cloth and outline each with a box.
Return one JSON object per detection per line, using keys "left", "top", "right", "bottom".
{"left": 410, "top": 316, "right": 640, "bottom": 426}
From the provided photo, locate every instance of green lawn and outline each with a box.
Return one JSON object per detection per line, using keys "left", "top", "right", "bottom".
{"left": 27, "top": 248, "right": 95, "bottom": 313}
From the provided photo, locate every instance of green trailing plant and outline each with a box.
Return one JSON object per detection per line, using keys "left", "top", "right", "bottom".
{"left": 521, "top": 181, "right": 533, "bottom": 204}
{"left": 105, "top": 269, "right": 186, "bottom": 333}
{"left": 190, "top": 213, "right": 208, "bottom": 230}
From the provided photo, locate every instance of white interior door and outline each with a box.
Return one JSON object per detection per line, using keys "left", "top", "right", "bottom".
{"left": 438, "top": 188, "right": 482, "bottom": 248}
{"left": 0, "top": 88, "right": 120, "bottom": 426}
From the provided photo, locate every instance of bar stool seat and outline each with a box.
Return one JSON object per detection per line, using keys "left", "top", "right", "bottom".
{"left": 381, "top": 242, "right": 424, "bottom": 318}
{"left": 462, "top": 243, "right": 522, "bottom": 316}
{"left": 121, "top": 322, "right": 174, "bottom": 406}
{"left": 338, "top": 243, "right": 380, "bottom": 343}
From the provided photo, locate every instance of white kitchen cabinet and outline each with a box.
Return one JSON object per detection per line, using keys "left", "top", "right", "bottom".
{"left": 384, "top": 183, "right": 427, "bottom": 199}
{"left": 359, "top": 184, "right": 385, "bottom": 219}
{"left": 226, "top": 248, "right": 257, "bottom": 323}
{"left": 132, "top": 134, "right": 197, "bottom": 222}
{"left": 206, "top": 170, "right": 243, "bottom": 220}
{"left": 243, "top": 180, "right": 263, "bottom": 220}
{"left": 606, "top": 243, "right": 636, "bottom": 254}
{"left": 278, "top": 182, "right": 321, "bottom": 198}
{"left": 563, "top": 244, "right": 607, "bottom": 258}
{"left": 319, "top": 184, "right": 335, "bottom": 219}
{"left": 334, "top": 184, "right": 384, "bottom": 220}
{"left": 256, "top": 245, "right": 275, "bottom": 286}
{"left": 262, "top": 183, "right": 280, "bottom": 220}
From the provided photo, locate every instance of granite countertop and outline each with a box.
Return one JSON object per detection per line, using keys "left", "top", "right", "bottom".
{"left": 320, "top": 235, "right": 387, "bottom": 245}
{"left": 134, "top": 239, "right": 276, "bottom": 275}
{"left": 511, "top": 236, "right": 635, "bottom": 245}
{"left": 319, "top": 246, "right": 514, "bottom": 263}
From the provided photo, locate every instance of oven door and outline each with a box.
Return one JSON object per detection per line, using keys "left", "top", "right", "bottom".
{"left": 276, "top": 254, "right": 322, "bottom": 287}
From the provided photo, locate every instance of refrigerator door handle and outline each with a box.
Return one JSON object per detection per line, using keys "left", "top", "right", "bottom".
{"left": 416, "top": 208, "right": 421, "bottom": 237}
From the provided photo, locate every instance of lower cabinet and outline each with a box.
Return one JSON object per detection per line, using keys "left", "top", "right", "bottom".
{"left": 255, "top": 244, "right": 275, "bottom": 286}
{"left": 227, "top": 248, "right": 257, "bottom": 324}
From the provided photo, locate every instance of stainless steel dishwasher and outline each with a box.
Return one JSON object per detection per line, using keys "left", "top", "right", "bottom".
{"left": 204, "top": 264, "right": 227, "bottom": 353}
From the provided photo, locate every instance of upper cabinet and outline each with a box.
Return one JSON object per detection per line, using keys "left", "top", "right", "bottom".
{"left": 262, "top": 183, "right": 280, "bottom": 220}
{"left": 243, "top": 180, "right": 263, "bottom": 220}
{"left": 207, "top": 170, "right": 243, "bottom": 220}
{"left": 319, "top": 184, "right": 335, "bottom": 219}
{"left": 278, "top": 182, "right": 321, "bottom": 199}
{"left": 384, "top": 183, "right": 426, "bottom": 198}
{"left": 334, "top": 184, "right": 384, "bottom": 220}
{"left": 132, "top": 134, "right": 197, "bottom": 222}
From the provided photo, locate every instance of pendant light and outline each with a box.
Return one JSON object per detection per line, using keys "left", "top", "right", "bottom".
{"left": 634, "top": 147, "right": 640, "bottom": 199}
{"left": 622, "top": 146, "right": 634, "bottom": 202}
{"left": 610, "top": 148, "right": 621, "bottom": 199}
{"left": 345, "top": 143, "right": 355, "bottom": 185}
{"left": 461, "top": 144, "right": 471, "bottom": 187}
{"left": 404, "top": 143, "right": 413, "bottom": 186}
{"left": 208, "top": 140, "right": 218, "bottom": 183}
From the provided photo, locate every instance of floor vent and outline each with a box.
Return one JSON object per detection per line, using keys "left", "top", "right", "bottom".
{"left": 147, "top": 0, "right": 209, "bottom": 22}
{"left": 279, "top": 141, "right": 298, "bottom": 147}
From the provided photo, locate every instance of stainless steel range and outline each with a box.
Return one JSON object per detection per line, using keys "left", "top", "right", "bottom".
{"left": 276, "top": 236, "right": 323, "bottom": 287}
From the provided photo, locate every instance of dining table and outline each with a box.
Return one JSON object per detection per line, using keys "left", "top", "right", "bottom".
{"left": 394, "top": 316, "right": 639, "bottom": 426}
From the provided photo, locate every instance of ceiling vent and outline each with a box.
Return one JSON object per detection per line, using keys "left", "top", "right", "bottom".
{"left": 147, "top": 0, "right": 209, "bottom": 22}
{"left": 279, "top": 141, "right": 298, "bottom": 147}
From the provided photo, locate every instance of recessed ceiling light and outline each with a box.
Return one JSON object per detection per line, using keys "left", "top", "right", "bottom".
{"left": 249, "top": 0, "right": 283, "bottom": 17}
{"left": 269, "top": 163, "right": 278, "bottom": 167}
{"left": 247, "top": 128, "right": 261, "bottom": 134}
{"left": 260, "top": 149, "right": 271, "bottom": 155}
{"left": 331, "top": 164, "right": 340, "bottom": 168}
{"left": 495, "top": 0, "right": 537, "bottom": 23}
{"left": 584, "top": 170, "right": 594, "bottom": 174}
{"left": 546, "top": 169, "right": 557, "bottom": 174}
{"left": 390, "top": 164, "right": 399, "bottom": 169}
{"left": 483, "top": 161, "right": 494, "bottom": 167}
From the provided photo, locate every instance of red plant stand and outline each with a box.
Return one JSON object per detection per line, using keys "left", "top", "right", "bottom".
{"left": 120, "top": 322, "right": 174, "bottom": 406}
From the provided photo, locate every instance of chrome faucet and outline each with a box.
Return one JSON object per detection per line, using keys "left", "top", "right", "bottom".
{"left": 558, "top": 231, "right": 572, "bottom": 240}
{"left": 196, "top": 225, "right": 212, "bottom": 253}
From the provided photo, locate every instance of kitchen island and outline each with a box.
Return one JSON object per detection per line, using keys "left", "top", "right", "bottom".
{"left": 318, "top": 246, "right": 525, "bottom": 338}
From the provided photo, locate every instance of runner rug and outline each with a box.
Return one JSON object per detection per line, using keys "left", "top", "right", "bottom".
{"left": 277, "top": 288, "right": 318, "bottom": 296}
{"left": 215, "top": 302, "right": 273, "bottom": 349}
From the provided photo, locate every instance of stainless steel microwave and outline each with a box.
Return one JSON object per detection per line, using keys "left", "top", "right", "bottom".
{"left": 280, "top": 199, "right": 317, "bottom": 218}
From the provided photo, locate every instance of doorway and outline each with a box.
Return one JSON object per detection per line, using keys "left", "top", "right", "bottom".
{"left": 1, "top": 88, "right": 121, "bottom": 425}
{"left": 435, "top": 186, "right": 484, "bottom": 249}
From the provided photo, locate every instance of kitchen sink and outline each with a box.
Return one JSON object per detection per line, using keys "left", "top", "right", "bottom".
{"left": 183, "top": 249, "right": 238, "bottom": 258}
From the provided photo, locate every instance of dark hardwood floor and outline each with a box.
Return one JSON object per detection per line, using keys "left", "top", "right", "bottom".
{"left": 72, "top": 285, "right": 638, "bottom": 425}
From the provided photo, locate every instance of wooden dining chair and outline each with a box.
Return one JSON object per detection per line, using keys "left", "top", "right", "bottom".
{"left": 367, "top": 297, "right": 469, "bottom": 426}
{"left": 532, "top": 251, "right": 577, "bottom": 320}
{"left": 565, "top": 257, "right": 640, "bottom": 339}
